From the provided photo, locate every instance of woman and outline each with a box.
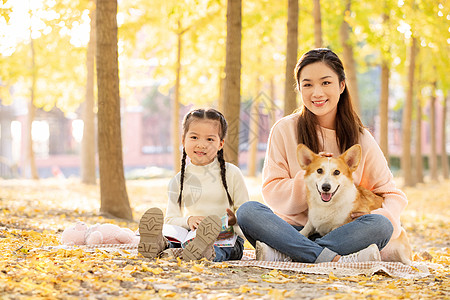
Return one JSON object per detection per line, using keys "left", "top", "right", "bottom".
{"left": 236, "top": 48, "right": 407, "bottom": 263}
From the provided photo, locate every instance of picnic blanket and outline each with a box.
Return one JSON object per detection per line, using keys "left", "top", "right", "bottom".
{"left": 38, "top": 243, "right": 431, "bottom": 279}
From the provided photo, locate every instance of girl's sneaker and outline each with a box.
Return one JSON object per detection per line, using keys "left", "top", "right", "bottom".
{"left": 337, "top": 244, "right": 381, "bottom": 263}
{"left": 255, "top": 241, "right": 292, "bottom": 262}
{"left": 182, "top": 215, "right": 221, "bottom": 261}
{"left": 138, "top": 207, "right": 168, "bottom": 259}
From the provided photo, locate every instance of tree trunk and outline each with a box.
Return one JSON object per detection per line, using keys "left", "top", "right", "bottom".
{"left": 218, "top": 66, "right": 225, "bottom": 112}
{"left": 269, "top": 77, "right": 276, "bottom": 128}
{"left": 81, "top": 3, "right": 97, "bottom": 185}
{"left": 379, "top": 60, "right": 390, "bottom": 162}
{"left": 25, "top": 99, "right": 39, "bottom": 180}
{"left": 248, "top": 77, "right": 261, "bottom": 177}
{"left": 401, "top": 37, "right": 417, "bottom": 187}
{"left": 442, "top": 92, "right": 449, "bottom": 179}
{"left": 0, "top": 116, "right": 13, "bottom": 163}
{"left": 223, "top": 0, "right": 242, "bottom": 166}
{"left": 26, "top": 35, "right": 39, "bottom": 180}
{"left": 284, "top": 0, "right": 298, "bottom": 116}
{"left": 415, "top": 86, "right": 423, "bottom": 184}
{"left": 96, "top": 0, "right": 132, "bottom": 220}
{"left": 173, "top": 20, "right": 182, "bottom": 174}
{"left": 429, "top": 79, "right": 438, "bottom": 181}
{"left": 379, "top": 8, "right": 390, "bottom": 162}
{"left": 313, "top": 0, "right": 322, "bottom": 48}
{"left": 339, "top": 0, "right": 360, "bottom": 115}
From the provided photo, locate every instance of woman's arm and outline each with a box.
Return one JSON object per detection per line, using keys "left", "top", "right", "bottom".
{"left": 262, "top": 120, "right": 309, "bottom": 219}
{"left": 359, "top": 131, "right": 408, "bottom": 239}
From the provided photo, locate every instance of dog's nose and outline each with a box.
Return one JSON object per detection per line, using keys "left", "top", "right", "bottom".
{"left": 322, "top": 183, "right": 331, "bottom": 192}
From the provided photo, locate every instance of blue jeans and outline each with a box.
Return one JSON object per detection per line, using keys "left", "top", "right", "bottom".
{"left": 213, "top": 236, "right": 244, "bottom": 262}
{"left": 168, "top": 236, "right": 244, "bottom": 262}
{"left": 236, "top": 201, "right": 393, "bottom": 263}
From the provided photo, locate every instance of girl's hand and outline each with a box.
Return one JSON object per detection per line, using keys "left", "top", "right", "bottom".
{"left": 187, "top": 216, "right": 205, "bottom": 231}
{"left": 226, "top": 208, "right": 237, "bottom": 226}
{"left": 351, "top": 212, "right": 369, "bottom": 219}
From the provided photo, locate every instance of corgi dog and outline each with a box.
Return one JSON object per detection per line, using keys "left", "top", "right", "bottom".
{"left": 297, "top": 143, "right": 412, "bottom": 265}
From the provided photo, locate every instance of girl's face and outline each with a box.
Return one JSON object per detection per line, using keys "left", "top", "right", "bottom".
{"left": 298, "top": 61, "right": 345, "bottom": 129}
{"left": 182, "top": 119, "right": 224, "bottom": 166}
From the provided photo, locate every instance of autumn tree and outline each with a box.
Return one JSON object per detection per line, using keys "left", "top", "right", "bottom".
{"left": 1, "top": 0, "right": 92, "bottom": 182}
{"left": 427, "top": 1, "right": 450, "bottom": 179}
{"left": 339, "top": 0, "right": 360, "bottom": 115}
{"left": 442, "top": 93, "right": 449, "bottom": 179}
{"left": 26, "top": 34, "right": 39, "bottom": 180}
{"left": 379, "top": 3, "right": 391, "bottom": 161}
{"left": 402, "top": 0, "right": 449, "bottom": 184}
{"left": 413, "top": 0, "right": 450, "bottom": 181}
{"left": 17, "top": 2, "right": 87, "bottom": 179}
{"left": 401, "top": 36, "right": 417, "bottom": 187}
{"left": 242, "top": 0, "right": 285, "bottom": 175}
{"left": 247, "top": 72, "right": 262, "bottom": 177}
{"left": 1, "top": 0, "right": 448, "bottom": 187}
{"left": 429, "top": 78, "right": 438, "bottom": 181}
{"left": 223, "top": 0, "right": 242, "bottom": 166}
{"left": 415, "top": 65, "right": 424, "bottom": 184}
{"left": 119, "top": 0, "right": 224, "bottom": 172}
{"left": 172, "top": 19, "right": 183, "bottom": 173}
{"left": 308, "top": 1, "right": 342, "bottom": 52}
{"left": 81, "top": 1, "right": 97, "bottom": 185}
{"left": 169, "top": 7, "right": 223, "bottom": 172}
{"left": 96, "top": 0, "right": 132, "bottom": 220}
{"left": 283, "top": 0, "right": 298, "bottom": 116}
{"left": 379, "top": 62, "right": 390, "bottom": 160}
{"left": 313, "top": 0, "right": 322, "bottom": 48}
{"left": 340, "top": 0, "right": 399, "bottom": 160}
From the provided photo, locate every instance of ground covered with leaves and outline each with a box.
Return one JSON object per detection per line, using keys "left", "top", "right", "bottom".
{"left": 1, "top": 177, "right": 449, "bottom": 299}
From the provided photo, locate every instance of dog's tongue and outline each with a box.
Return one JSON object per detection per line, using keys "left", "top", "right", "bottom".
{"left": 321, "top": 192, "right": 332, "bottom": 202}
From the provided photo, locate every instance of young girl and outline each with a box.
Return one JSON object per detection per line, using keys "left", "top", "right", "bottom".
{"left": 138, "top": 108, "right": 249, "bottom": 261}
{"left": 236, "top": 48, "right": 408, "bottom": 263}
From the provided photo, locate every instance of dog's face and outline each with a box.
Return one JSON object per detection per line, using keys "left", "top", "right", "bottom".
{"left": 297, "top": 144, "right": 361, "bottom": 204}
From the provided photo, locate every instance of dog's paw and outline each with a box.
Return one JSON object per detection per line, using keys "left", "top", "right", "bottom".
{"left": 299, "top": 229, "right": 308, "bottom": 237}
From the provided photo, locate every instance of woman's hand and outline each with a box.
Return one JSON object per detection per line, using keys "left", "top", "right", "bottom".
{"left": 226, "top": 208, "right": 237, "bottom": 226}
{"left": 319, "top": 152, "right": 333, "bottom": 157}
{"left": 187, "top": 216, "right": 205, "bottom": 231}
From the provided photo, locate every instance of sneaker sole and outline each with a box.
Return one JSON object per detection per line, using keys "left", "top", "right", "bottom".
{"left": 138, "top": 207, "right": 164, "bottom": 259}
{"left": 182, "top": 215, "right": 221, "bottom": 261}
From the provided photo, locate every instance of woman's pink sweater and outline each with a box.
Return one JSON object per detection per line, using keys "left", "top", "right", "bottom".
{"left": 262, "top": 113, "right": 407, "bottom": 240}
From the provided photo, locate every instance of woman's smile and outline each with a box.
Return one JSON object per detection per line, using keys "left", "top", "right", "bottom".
{"left": 312, "top": 99, "right": 328, "bottom": 107}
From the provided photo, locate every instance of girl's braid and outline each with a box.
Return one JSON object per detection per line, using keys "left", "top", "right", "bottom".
{"left": 217, "top": 149, "right": 233, "bottom": 207}
{"left": 177, "top": 149, "right": 187, "bottom": 208}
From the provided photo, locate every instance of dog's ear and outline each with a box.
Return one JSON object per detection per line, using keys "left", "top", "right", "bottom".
{"left": 341, "top": 144, "right": 361, "bottom": 172}
{"left": 297, "top": 144, "right": 317, "bottom": 169}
